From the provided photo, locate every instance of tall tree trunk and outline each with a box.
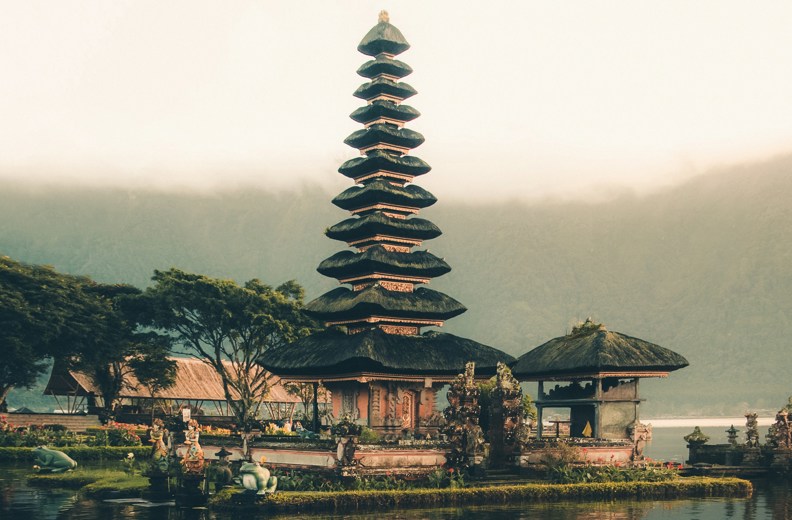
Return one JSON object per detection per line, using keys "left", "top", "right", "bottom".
{"left": 0, "top": 386, "right": 11, "bottom": 412}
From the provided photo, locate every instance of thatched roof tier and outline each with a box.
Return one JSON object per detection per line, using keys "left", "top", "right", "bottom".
{"left": 326, "top": 213, "right": 441, "bottom": 243}
{"left": 317, "top": 245, "right": 451, "bottom": 280}
{"left": 339, "top": 150, "right": 431, "bottom": 180}
{"left": 260, "top": 328, "right": 514, "bottom": 377}
{"left": 350, "top": 101, "right": 420, "bottom": 125}
{"left": 345, "top": 124, "right": 425, "bottom": 151}
{"left": 511, "top": 320, "right": 689, "bottom": 380}
{"left": 332, "top": 180, "right": 436, "bottom": 212}
{"left": 358, "top": 16, "right": 410, "bottom": 57}
{"left": 353, "top": 78, "right": 417, "bottom": 102}
{"left": 357, "top": 57, "right": 413, "bottom": 79}
{"left": 304, "top": 285, "right": 466, "bottom": 322}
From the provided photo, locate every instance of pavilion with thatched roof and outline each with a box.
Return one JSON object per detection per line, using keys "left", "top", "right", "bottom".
{"left": 44, "top": 357, "right": 306, "bottom": 423}
{"left": 511, "top": 319, "right": 688, "bottom": 440}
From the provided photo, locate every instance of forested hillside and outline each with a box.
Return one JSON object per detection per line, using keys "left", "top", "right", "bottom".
{"left": 2, "top": 154, "right": 791, "bottom": 416}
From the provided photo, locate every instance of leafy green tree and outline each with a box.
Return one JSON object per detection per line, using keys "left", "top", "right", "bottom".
{"left": 66, "top": 283, "right": 177, "bottom": 422}
{"left": 0, "top": 257, "right": 104, "bottom": 411}
{"left": 1, "top": 256, "right": 178, "bottom": 419}
{"left": 133, "top": 269, "right": 317, "bottom": 431}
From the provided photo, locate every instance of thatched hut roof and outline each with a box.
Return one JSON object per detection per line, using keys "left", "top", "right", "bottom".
{"left": 339, "top": 150, "right": 431, "bottom": 179}
{"left": 304, "top": 285, "right": 466, "bottom": 322}
{"left": 511, "top": 320, "right": 689, "bottom": 380}
{"left": 345, "top": 124, "right": 424, "bottom": 151}
{"left": 332, "top": 180, "right": 436, "bottom": 212}
{"left": 357, "top": 57, "right": 413, "bottom": 79}
{"left": 317, "top": 246, "right": 451, "bottom": 280}
{"left": 326, "top": 213, "right": 441, "bottom": 243}
{"left": 259, "top": 328, "right": 514, "bottom": 378}
{"left": 44, "top": 357, "right": 299, "bottom": 403}
{"left": 350, "top": 102, "right": 420, "bottom": 125}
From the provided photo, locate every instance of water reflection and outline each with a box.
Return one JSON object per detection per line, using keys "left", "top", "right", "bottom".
{"left": 0, "top": 463, "right": 786, "bottom": 520}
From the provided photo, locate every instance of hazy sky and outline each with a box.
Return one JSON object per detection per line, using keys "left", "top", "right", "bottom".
{"left": 2, "top": 1, "right": 792, "bottom": 200}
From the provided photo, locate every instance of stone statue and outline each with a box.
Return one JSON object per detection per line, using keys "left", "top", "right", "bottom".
{"left": 213, "top": 447, "right": 234, "bottom": 490}
{"left": 726, "top": 425, "right": 740, "bottom": 446}
{"left": 239, "top": 456, "right": 277, "bottom": 494}
{"left": 629, "top": 420, "right": 653, "bottom": 460}
{"left": 148, "top": 418, "right": 169, "bottom": 473}
{"left": 745, "top": 412, "right": 760, "bottom": 448}
{"left": 32, "top": 446, "right": 77, "bottom": 473}
{"left": 772, "top": 409, "right": 792, "bottom": 449}
{"left": 336, "top": 435, "right": 357, "bottom": 466}
{"left": 684, "top": 426, "right": 710, "bottom": 445}
{"left": 181, "top": 419, "right": 205, "bottom": 475}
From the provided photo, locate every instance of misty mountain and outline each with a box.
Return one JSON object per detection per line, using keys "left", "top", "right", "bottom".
{"left": 2, "top": 154, "right": 791, "bottom": 417}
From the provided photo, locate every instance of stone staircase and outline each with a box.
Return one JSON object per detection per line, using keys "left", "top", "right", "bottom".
{"left": 5, "top": 413, "right": 102, "bottom": 432}
{"left": 473, "top": 467, "right": 537, "bottom": 487}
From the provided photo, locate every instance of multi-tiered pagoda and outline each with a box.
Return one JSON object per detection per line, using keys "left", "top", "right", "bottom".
{"left": 261, "top": 12, "right": 513, "bottom": 433}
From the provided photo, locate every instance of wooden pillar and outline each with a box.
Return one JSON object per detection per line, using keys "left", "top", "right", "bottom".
{"left": 312, "top": 382, "right": 320, "bottom": 433}
{"left": 537, "top": 381, "right": 544, "bottom": 439}
{"left": 595, "top": 378, "right": 603, "bottom": 438}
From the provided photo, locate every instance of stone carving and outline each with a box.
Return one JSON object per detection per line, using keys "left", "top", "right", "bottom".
{"left": 148, "top": 418, "right": 170, "bottom": 473}
{"left": 726, "top": 425, "right": 740, "bottom": 446}
{"left": 442, "top": 362, "right": 486, "bottom": 470}
{"left": 181, "top": 419, "right": 205, "bottom": 476}
{"left": 336, "top": 436, "right": 358, "bottom": 467}
{"left": 745, "top": 412, "right": 760, "bottom": 448}
{"left": 628, "top": 420, "right": 653, "bottom": 461}
{"left": 239, "top": 456, "right": 277, "bottom": 494}
{"left": 771, "top": 409, "right": 792, "bottom": 449}
{"left": 684, "top": 426, "right": 710, "bottom": 445}
{"left": 213, "top": 447, "right": 234, "bottom": 490}
{"left": 489, "top": 362, "right": 523, "bottom": 465}
{"left": 32, "top": 446, "right": 77, "bottom": 473}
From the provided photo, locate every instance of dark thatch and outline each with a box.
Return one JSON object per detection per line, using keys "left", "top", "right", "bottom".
{"left": 350, "top": 101, "right": 420, "bottom": 125}
{"left": 317, "top": 245, "right": 451, "bottom": 280}
{"left": 332, "top": 179, "right": 436, "bottom": 211}
{"left": 357, "top": 21, "right": 410, "bottom": 57}
{"left": 326, "top": 213, "right": 441, "bottom": 242}
{"left": 354, "top": 79, "right": 417, "bottom": 102}
{"left": 511, "top": 320, "right": 689, "bottom": 379}
{"left": 345, "top": 124, "right": 424, "bottom": 151}
{"left": 357, "top": 57, "right": 413, "bottom": 79}
{"left": 339, "top": 150, "right": 431, "bottom": 179}
{"left": 304, "top": 285, "right": 466, "bottom": 322}
{"left": 259, "top": 328, "right": 514, "bottom": 377}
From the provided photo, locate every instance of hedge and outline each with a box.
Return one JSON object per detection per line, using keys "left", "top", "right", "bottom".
{"left": 210, "top": 477, "right": 753, "bottom": 513}
{"left": 0, "top": 446, "right": 151, "bottom": 461}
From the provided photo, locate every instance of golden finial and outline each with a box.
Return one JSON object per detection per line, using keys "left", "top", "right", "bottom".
{"left": 378, "top": 10, "right": 389, "bottom": 23}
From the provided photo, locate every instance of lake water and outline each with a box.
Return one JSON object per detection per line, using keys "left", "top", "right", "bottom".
{"left": 2, "top": 419, "right": 788, "bottom": 520}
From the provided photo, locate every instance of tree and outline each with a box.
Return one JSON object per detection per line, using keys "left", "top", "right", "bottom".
{"left": 284, "top": 381, "right": 329, "bottom": 425}
{"left": 0, "top": 257, "right": 105, "bottom": 411}
{"left": 0, "top": 256, "right": 178, "bottom": 419}
{"left": 133, "top": 269, "right": 317, "bottom": 431}
{"left": 66, "top": 283, "right": 177, "bottom": 422}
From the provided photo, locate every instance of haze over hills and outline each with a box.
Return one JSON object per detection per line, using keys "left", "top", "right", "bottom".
{"left": 2, "top": 154, "right": 791, "bottom": 417}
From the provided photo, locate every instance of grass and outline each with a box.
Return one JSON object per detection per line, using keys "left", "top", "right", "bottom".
{"left": 210, "top": 477, "right": 753, "bottom": 513}
{"left": 27, "top": 469, "right": 149, "bottom": 498}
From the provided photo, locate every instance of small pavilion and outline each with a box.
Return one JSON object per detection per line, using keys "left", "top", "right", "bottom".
{"left": 511, "top": 319, "right": 688, "bottom": 440}
{"left": 261, "top": 12, "right": 513, "bottom": 434}
{"left": 44, "top": 357, "right": 306, "bottom": 423}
